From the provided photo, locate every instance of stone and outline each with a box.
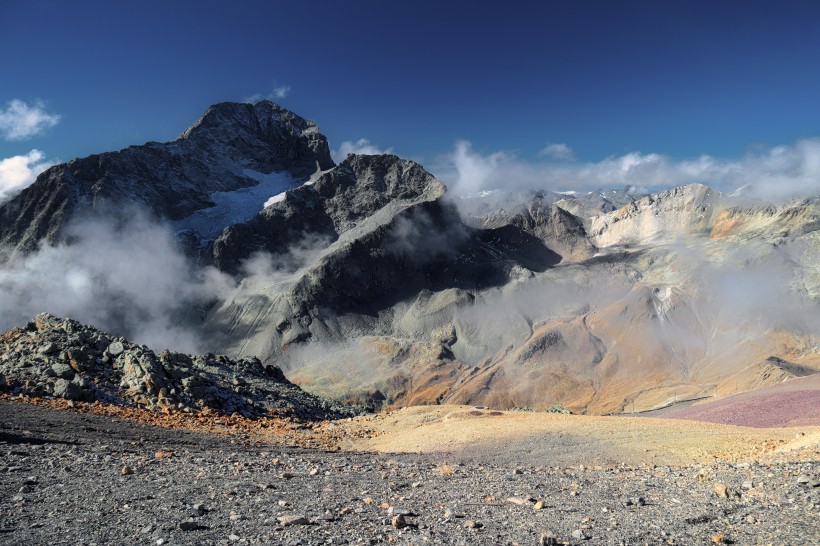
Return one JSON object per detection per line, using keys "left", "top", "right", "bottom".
{"left": 107, "top": 341, "right": 125, "bottom": 357}
{"left": 572, "top": 529, "right": 591, "bottom": 540}
{"left": 38, "top": 343, "right": 59, "bottom": 355}
{"left": 53, "top": 378, "right": 82, "bottom": 401}
{"left": 229, "top": 534, "right": 240, "bottom": 542}
{"left": 179, "top": 521, "right": 201, "bottom": 531}
{"left": 539, "top": 532, "right": 559, "bottom": 546}
{"left": 464, "top": 520, "right": 482, "bottom": 529}
{"left": 391, "top": 515, "right": 407, "bottom": 529}
{"left": 277, "top": 515, "right": 309, "bottom": 526}
{"left": 51, "top": 363, "right": 74, "bottom": 379}
{"left": 189, "top": 504, "right": 206, "bottom": 517}
{"left": 714, "top": 484, "right": 728, "bottom": 497}
{"left": 121, "top": 466, "right": 135, "bottom": 476}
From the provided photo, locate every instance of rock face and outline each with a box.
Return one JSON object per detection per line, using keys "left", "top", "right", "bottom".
{"left": 0, "top": 313, "right": 356, "bottom": 420}
{"left": 479, "top": 197, "right": 597, "bottom": 261}
{"left": 588, "top": 183, "right": 720, "bottom": 247}
{"left": 208, "top": 153, "right": 448, "bottom": 272}
{"left": 0, "top": 101, "right": 332, "bottom": 256}
{"left": 203, "top": 153, "right": 563, "bottom": 364}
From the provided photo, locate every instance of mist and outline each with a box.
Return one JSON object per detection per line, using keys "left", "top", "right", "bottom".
{"left": 0, "top": 210, "right": 234, "bottom": 353}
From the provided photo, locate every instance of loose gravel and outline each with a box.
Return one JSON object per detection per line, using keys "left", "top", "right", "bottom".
{"left": 1, "top": 402, "right": 818, "bottom": 545}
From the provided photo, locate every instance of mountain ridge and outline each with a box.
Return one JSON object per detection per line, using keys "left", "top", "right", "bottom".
{"left": 0, "top": 101, "right": 817, "bottom": 415}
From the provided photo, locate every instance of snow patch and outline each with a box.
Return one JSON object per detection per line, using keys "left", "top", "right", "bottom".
{"left": 174, "top": 169, "right": 298, "bottom": 240}
{"left": 264, "top": 192, "right": 287, "bottom": 207}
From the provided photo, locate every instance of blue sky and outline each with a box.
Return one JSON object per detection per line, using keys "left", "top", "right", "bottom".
{"left": 2, "top": 0, "right": 820, "bottom": 198}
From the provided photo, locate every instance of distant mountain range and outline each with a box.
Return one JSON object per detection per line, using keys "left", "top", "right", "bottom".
{"left": 1, "top": 101, "right": 817, "bottom": 414}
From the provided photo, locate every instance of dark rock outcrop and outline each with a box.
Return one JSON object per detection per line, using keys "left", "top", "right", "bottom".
{"left": 208, "top": 153, "right": 447, "bottom": 272}
{"left": 480, "top": 198, "right": 596, "bottom": 261}
{"left": 0, "top": 313, "right": 356, "bottom": 420}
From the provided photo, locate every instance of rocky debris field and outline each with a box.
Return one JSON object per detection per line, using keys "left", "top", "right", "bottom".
{"left": 0, "top": 314, "right": 358, "bottom": 421}
{"left": 1, "top": 401, "right": 818, "bottom": 545}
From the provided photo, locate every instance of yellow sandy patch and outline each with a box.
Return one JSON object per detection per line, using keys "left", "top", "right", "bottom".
{"left": 342, "top": 405, "right": 819, "bottom": 466}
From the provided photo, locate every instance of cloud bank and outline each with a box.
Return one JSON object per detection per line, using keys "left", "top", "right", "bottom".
{"left": 0, "top": 99, "right": 60, "bottom": 141}
{"left": 435, "top": 138, "right": 820, "bottom": 202}
{"left": 0, "top": 150, "right": 54, "bottom": 203}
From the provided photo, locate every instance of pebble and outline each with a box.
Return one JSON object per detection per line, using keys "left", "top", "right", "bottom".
{"left": 572, "top": 529, "right": 591, "bottom": 540}
{"left": 539, "top": 531, "right": 559, "bottom": 546}
{"left": 391, "top": 515, "right": 407, "bottom": 529}
{"left": 464, "top": 520, "right": 482, "bottom": 529}
{"left": 179, "top": 521, "right": 201, "bottom": 531}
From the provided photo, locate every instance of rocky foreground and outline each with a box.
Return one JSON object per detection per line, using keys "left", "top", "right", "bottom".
{"left": 0, "top": 314, "right": 358, "bottom": 421}
{"left": 0, "top": 401, "right": 818, "bottom": 545}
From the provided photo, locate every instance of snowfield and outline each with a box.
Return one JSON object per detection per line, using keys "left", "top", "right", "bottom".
{"left": 173, "top": 169, "right": 298, "bottom": 240}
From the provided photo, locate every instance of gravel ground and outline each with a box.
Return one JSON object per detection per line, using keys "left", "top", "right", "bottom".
{"left": 1, "top": 401, "right": 818, "bottom": 546}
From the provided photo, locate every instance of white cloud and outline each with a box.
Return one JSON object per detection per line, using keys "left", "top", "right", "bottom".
{"left": 0, "top": 100, "right": 61, "bottom": 141}
{"left": 271, "top": 85, "right": 290, "bottom": 99}
{"left": 245, "top": 83, "right": 292, "bottom": 103}
{"left": 432, "top": 138, "right": 820, "bottom": 201}
{"left": 0, "top": 150, "right": 54, "bottom": 203}
{"left": 539, "top": 143, "right": 575, "bottom": 161}
{"left": 332, "top": 138, "right": 394, "bottom": 163}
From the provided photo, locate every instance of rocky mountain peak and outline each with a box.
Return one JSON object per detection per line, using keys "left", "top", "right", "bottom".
{"left": 0, "top": 101, "right": 335, "bottom": 255}
{"left": 177, "top": 100, "right": 334, "bottom": 173}
{"left": 208, "top": 153, "right": 447, "bottom": 271}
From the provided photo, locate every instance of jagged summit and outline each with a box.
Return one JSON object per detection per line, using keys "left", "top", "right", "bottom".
{"left": 177, "top": 101, "right": 333, "bottom": 172}
{"left": 0, "top": 101, "right": 334, "bottom": 255}
{"left": 207, "top": 153, "right": 447, "bottom": 271}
